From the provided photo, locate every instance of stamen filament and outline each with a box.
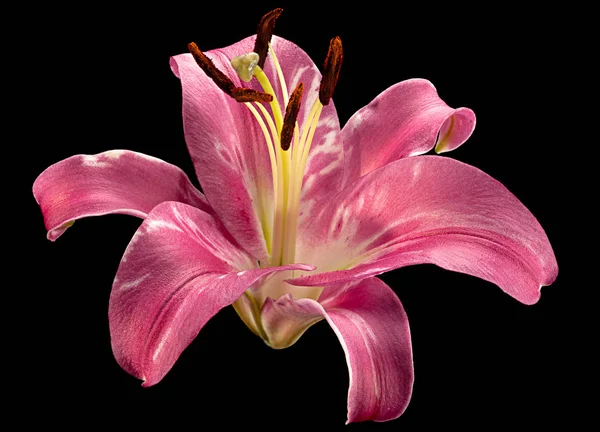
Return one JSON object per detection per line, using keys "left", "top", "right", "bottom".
{"left": 244, "top": 102, "right": 278, "bottom": 255}
{"left": 296, "top": 101, "right": 320, "bottom": 167}
{"left": 268, "top": 43, "right": 289, "bottom": 105}
{"left": 256, "top": 101, "right": 289, "bottom": 254}
{"left": 269, "top": 43, "right": 301, "bottom": 244}
{"left": 275, "top": 152, "right": 290, "bottom": 266}
{"left": 269, "top": 41, "right": 300, "bottom": 170}
{"left": 254, "top": 102, "right": 287, "bottom": 267}
{"left": 252, "top": 64, "right": 292, "bottom": 265}
{"left": 254, "top": 103, "right": 285, "bottom": 241}
{"left": 270, "top": 149, "right": 286, "bottom": 267}
{"left": 254, "top": 103, "right": 280, "bottom": 152}
{"left": 253, "top": 66, "right": 284, "bottom": 133}
{"left": 282, "top": 100, "right": 323, "bottom": 264}
{"left": 299, "top": 103, "right": 323, "bottom": 188}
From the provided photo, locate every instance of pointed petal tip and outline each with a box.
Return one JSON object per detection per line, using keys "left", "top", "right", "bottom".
{"left": 523, "top": 283, "right": 552, "bottom": 306}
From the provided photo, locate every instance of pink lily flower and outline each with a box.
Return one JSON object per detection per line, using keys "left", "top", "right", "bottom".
{"left": 32, "top": 9, "right": 557, "bottom": 424}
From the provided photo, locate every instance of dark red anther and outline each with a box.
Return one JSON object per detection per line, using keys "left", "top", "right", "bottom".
{"left": 188, "top": 42, "right": 236, "bottom": 96}
{"left": 319, "top": 36, "right": 344, "bottom": 106}
{"left": 280, "top": 82, "right": 304, "bottom": 151}
{"left": 254, "top": 8, "right": 283, "bottom": 68}
{"left": 232, "top": 88, "right": 273, "bottom": 103}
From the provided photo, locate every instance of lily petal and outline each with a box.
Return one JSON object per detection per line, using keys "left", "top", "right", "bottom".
{"left": 170, "top": 36, "right": 343, "bottom": 259}
{"left": 341, "top": 79, "right": 476, "bottom": 187}
{"left": 171, "top": 43, "right": 270, "bottom": 262}
{"left": 292, "top": 156, "right": 558, "bottom": 305}
{"left": 261, "top": 278, "right": 413, "bottom": 424}
{"left": 33, "top": 150, "right": 210, "bottom": 240}
{"left": 109, "top": 201, "right": 314, "bottom": 386}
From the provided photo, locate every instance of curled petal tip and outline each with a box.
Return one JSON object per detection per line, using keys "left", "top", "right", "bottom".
{"left": 434, "top": 107, "right": 476, "bottom": 154}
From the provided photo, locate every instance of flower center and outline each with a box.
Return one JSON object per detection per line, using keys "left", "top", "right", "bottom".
{"left": 187, "top": 9, "right": 342, "bottom": 345}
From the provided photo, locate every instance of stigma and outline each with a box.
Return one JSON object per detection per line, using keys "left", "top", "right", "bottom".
{"left": 231, "top": 52, "right": 260, "bottom": 82}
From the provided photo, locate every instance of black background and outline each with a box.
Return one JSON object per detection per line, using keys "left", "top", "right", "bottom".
{"left": 17, "top": 2, "right": 579, "bottom": 429}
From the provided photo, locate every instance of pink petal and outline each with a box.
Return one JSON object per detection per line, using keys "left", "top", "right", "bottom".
{"left": 291, "top": 156, "right": 558, "bottom": 305}
{"left": 261, "top": 278, "right": 413, "bottom": 424}
{"left": 341, "top": 79, "right": 476, "bottom": 187}
{"left": 171, "top": 42, "right": 270, "bottom": 262}
{"left": 33, "top": 150, "right": 211, "bottom": 241}
{"left": 170, "top": 36, "right": 343, "bottom": 259}
{"left": 109, "top": 201, "right": 313, "bottom": 386}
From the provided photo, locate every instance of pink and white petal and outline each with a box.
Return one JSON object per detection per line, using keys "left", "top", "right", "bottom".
{"left": 261, "top": 278, "right": 413, "bottom": 424}
{"left": 109, "top": 201, "right": 313, "bottom": 387}
{"left": 292, "top": 156, "right": 558, "bottom": 305}
{"left": 33, "top": 150, "right": 211, "bottom": 240}
{"left": 341, "top": 79, "right": 476, "bottom": 187}
{"left": 171, "top": 40, "right": 272, "bottom": 262}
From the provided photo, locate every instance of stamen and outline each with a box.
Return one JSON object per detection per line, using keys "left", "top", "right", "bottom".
{"left": 189, "top": 42, "right": 273, "bottom": 103}
{"left": 319, "top": 36, "right": 344, "bottom": 105}
{"left": 231, "top": 52, "right": 260, "bottom": 82}
{"left": 232, "top": 88, "right": 273, "bottom": 103}
{"left": 254, "top": 8, "right": 283, "bottom": 68}
{"left": 280, "top": 83, "right": 304, "bottom": 151}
